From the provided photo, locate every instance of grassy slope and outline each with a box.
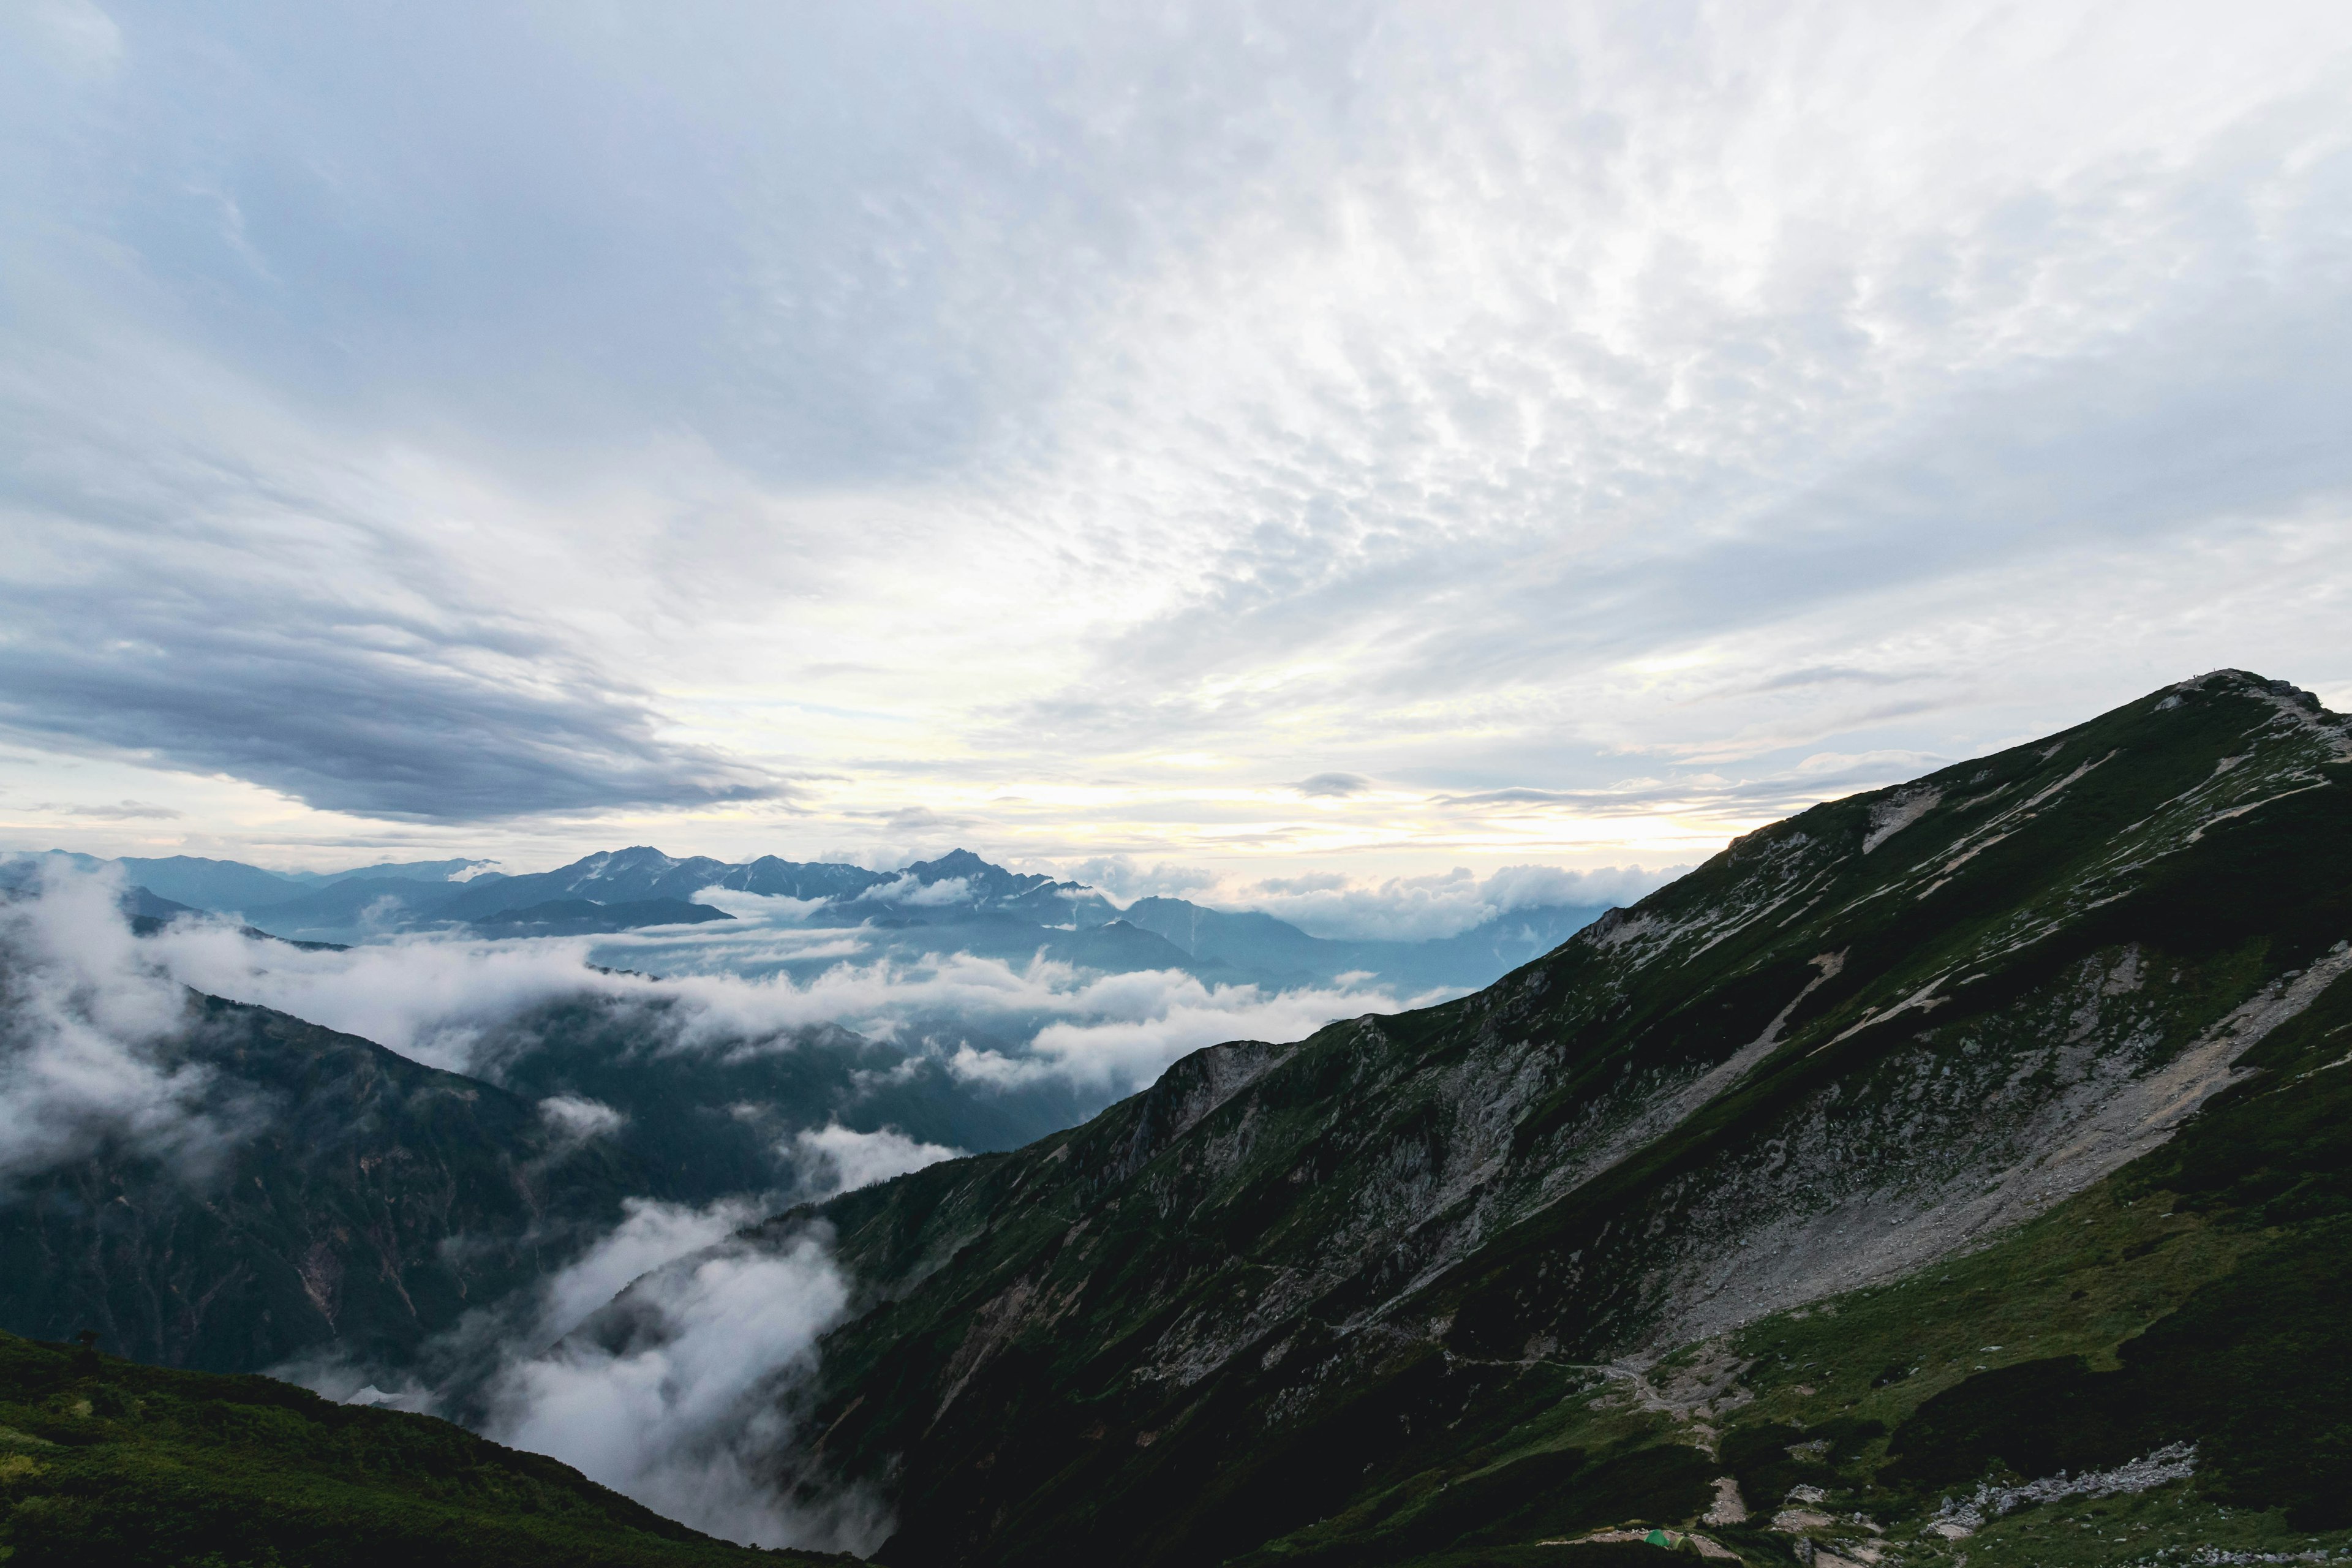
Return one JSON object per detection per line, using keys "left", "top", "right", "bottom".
{"left": 1243, "top": 793, "right": 2352, "bottom": 1566}
{"left": 765, "top": 674, "right": 2352, "bottom": 1567}
{"left": 0, "top": 1330, "right": 844, "bottom": 1567}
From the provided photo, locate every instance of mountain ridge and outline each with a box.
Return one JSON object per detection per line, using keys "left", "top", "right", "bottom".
{"left": 692, "top": 668, "right": 2352, "bottom": 1566}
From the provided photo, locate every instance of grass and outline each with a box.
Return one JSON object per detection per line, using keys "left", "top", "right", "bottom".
{"left": 0, "top": 1331, "right": 844, "bottom": 1568}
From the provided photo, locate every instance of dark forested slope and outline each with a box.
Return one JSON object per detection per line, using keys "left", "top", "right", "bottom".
{"left": 0, "top": 995, "right": 654, "bottom": 1374}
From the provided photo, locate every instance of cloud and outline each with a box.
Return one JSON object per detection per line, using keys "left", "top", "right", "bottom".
{"left": 0, "top": 552, "right": 786, "bottom": 819}
{"left": 957, "top": 973, "right": 1447, "bottom": 1091}
{"left": 124, "top": 880, "right": 1429, "bottom": 1099}
{"left": 855, "top": 872, "right": 973, "bottom": 908}
{"left": 0, "top": 861, "right": 247, "bottom": 1193}
{"left": 1725, "top": 667, "right": 1919, "bottom": 698}
{"left": 538, "top": 1094, "right": 625, "bottom": 1142}
{"left": 439, "top": 1140, "right": 954, "bottom": 1547}
{"left": 789, "top": 1123, "right": 961, "bottom": 1201}
{"left": 1292, "top": 773, "right": 1372, "bottom": 798}
{"left": 534, "top": 1194, "right": 769, "bottom": 1346}
{"left": 35, "top": 800, "right": 186, "bottom": 821}
{"left": 486, "top": 1227, "right": 888, "bottom": 1553}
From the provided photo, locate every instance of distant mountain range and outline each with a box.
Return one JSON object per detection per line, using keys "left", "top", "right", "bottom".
{"left": 26, "top": 843, "right": 1615, "bottom": 995}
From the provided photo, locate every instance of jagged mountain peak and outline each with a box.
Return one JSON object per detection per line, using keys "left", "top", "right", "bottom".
{"left": 898, "top": 848, "right": 1054, "bottom": 897}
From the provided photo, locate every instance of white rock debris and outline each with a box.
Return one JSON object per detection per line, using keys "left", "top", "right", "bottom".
{"left": 1703, "top": 1474, "right": 1749, "bottom": 1524}
{"left": 1927, "top": 1441, "right": 2198, "bottom": 1535}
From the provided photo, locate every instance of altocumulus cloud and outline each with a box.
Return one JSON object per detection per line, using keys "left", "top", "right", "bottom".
{"left": 2, "top": 1, "right": 2348, "bottom": 853}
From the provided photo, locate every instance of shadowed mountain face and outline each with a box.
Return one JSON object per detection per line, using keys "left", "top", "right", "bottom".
{"left": 0, "top": 995, "right": 652, "bottom": 1376}
{"left": 723, "top": 671, "right": 2352, "bottom": 1565}
{"left": 0, "top": 988, "right": 1085, "bottom": 1381}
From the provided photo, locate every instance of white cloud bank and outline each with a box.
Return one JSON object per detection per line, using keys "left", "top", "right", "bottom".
{"left": 0, "top": 862, "right": 242, "bottom": 1191}
{"left": 132, "top": 897, "right": 1428, "bottom": 1096}
{"left": 487, "top": 1226, "right": 888, "bottom": 1553}
{"left": 791, "top": 1123, "right": 961, "bottom": 1201}
{"left": 483, "top": 1128, "right": 953, "bottom": 1551}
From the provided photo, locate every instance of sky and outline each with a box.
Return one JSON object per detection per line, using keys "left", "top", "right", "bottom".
{"left": 3, "top": 0, "right": 2349, "bottom": 892}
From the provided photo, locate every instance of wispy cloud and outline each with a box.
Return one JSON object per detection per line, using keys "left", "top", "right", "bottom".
{"left": 35, "top": 801, "right": 186, "bottom": 820}
{"left": 0, "top": 1, "right": 2345, "bottom": 867}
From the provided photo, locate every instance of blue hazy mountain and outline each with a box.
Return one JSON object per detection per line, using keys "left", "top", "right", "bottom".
{"left": 105, "top": 854, "right": 498, "bottom": 911}
{"left": 470, "top": 897, "right": 736, "bottom": 936}
{"left": 1118, "top": 894, "right": 1613, "bottom": 990}
{"left": 51, "top": 842, "right": 1611, "bottom": 996}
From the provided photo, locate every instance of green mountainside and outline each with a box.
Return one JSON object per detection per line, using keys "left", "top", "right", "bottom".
{"left": 0, "top": 989, "right": 1083, "bottom": 1382}
{"left": 0, "top": 1329, "right": 842, "bottom": 1567}
{"left": 0, "top": 996, "right": 651, "bottom": 1375}
{"left": 731, "top": 670, "right": 2352, "bottom": 1567}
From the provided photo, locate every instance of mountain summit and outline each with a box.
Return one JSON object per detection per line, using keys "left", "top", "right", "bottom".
{"left": 735, "top": 670, "right": 2352, "bottom": 1564}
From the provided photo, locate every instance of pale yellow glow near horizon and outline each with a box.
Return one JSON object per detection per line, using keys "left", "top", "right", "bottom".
{"left": 0, "top": 734, "right": 1755, "bottom": 885}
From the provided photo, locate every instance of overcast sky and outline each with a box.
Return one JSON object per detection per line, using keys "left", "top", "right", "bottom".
{"left": 2, "top": 0, "right": 2347, "bottom": 884}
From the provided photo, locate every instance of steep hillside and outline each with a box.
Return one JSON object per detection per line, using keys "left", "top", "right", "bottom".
{"left": 0, "top": 976, "right": 1085, "bottom": 1381}
{"left": 0, "top": 993, "right": 652, "bottom": 1374}
{"left": 0, "top": 1329, "right": 843, "bottom": 1566}
{"left": 739, "top": 670, "right": 2352, "bottom": 1566}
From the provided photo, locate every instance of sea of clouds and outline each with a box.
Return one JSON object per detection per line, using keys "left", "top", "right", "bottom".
{"left": 136, "top": 880, "right": 1448, "bottom": 1096}
{"left": 0, "top": 856, "right": 1463, "bottom": 1550}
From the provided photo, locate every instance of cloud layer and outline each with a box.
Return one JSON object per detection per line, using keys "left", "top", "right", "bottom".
{"left": 486, "top": 1225, "right": 886, "bottom": 1552}
{"left": 122, "top": 871, "right": 1428, "bottom": 1098}
{"left": 1, "top": 0, "right": 2347, "bottom": 880}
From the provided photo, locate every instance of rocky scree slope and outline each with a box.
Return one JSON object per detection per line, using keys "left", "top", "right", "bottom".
{"left": 739, "top": 671, "right": 2352, "bottom": 1566}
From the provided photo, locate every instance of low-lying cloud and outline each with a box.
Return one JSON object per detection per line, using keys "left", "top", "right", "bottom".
{"left": 949, "top": 971, "right": 1442, "bottom": 1090}
{"left": 0, "top": 862, "right": 246, "bottom": 1191}
{"left": 486, "top": 1224, "right": 887, "bottom": 1552}
{"left": 790, "top": 1123, "right": 961, "bottom": 1200}
{"left": 138, "top": 899, "right": 1425, "bottom": 1097}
